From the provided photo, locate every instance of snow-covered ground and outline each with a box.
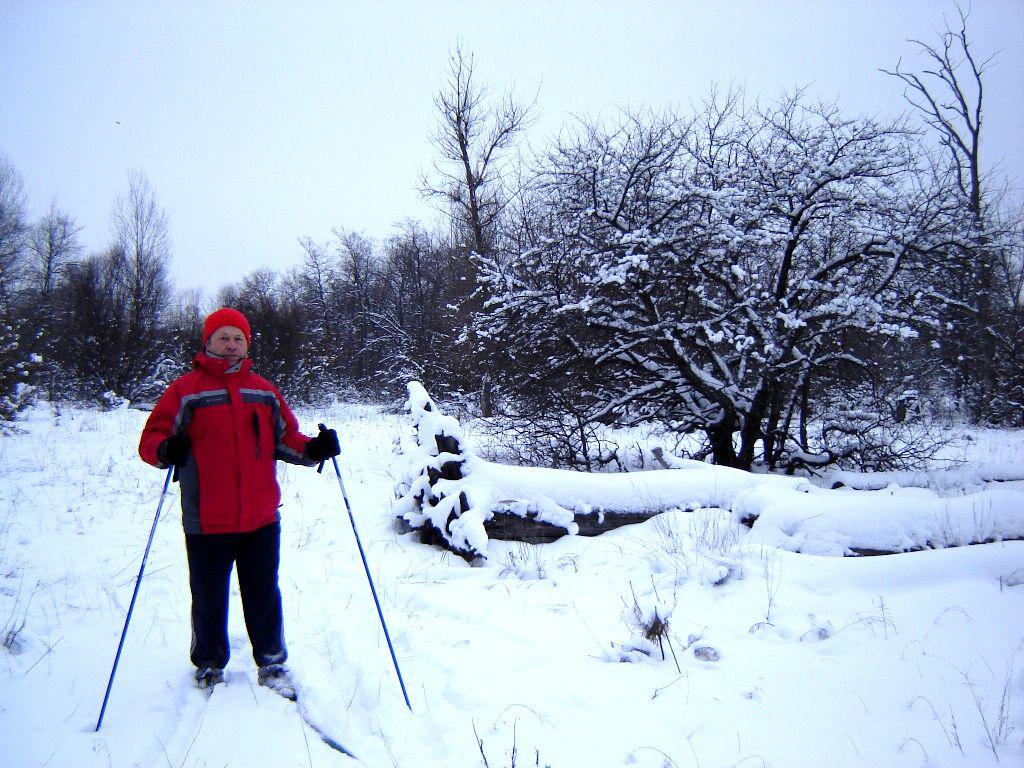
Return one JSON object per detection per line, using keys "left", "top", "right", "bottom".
{"left": 1, "top": 402, "right": 1022, "bottom": 767}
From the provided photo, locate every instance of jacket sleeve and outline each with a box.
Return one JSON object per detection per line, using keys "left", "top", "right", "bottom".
{"left": 139, "top": 382, "right": 182, "bottom": 468}
{"left": 272, "top": 385, "right": 316, "bottom": 466}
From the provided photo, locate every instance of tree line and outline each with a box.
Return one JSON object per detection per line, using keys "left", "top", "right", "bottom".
{"left": 0, "top": 168, "right": 473, "bottom": 412}
{"left": 1, "top": 13, "right": 1021, "bottom": 473}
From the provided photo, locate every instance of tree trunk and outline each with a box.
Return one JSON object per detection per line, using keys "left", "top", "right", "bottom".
{"left": 706, "top": 420, "right": 740, "bottom": 468}
{"left": 736, "top": 387, "right": 772, "bottom": 470}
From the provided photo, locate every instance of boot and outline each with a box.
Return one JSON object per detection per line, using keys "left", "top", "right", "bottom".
{"left": 194, "top": 665, "right": 224, "bottom": 690}
{"left": 257, "top": 663, "right": 297, "bottom": 701}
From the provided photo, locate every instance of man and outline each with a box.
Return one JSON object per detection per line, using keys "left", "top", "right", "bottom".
{"left": 138, "top": 307, "right": 340, "bottom": 698}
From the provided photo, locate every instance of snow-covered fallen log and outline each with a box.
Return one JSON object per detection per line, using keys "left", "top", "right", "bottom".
{"left": 825, "top": 464, "right": 1024, "bottom": 492}
{"left": 462, "top": 458, "right": 805, "bottom": 543}
{"left": 735, "top": 484, "right": 1024, "bottom": 556}
{"left": 392, "top": 382, "right": 806, "bottom": 557}
{"left": 393, "top": 383, "right": 1024, "bottom": 559}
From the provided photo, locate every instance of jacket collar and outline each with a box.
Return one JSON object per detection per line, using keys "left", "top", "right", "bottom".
{"left": 193, "top": 352, "right": 252, "bottom": 378}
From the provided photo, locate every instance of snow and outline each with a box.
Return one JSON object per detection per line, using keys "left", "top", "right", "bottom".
{"left": 466, "top": 457, "right": 802, "bottom": 519}
{"left": 738, "top": 484, "right": 1024, "bottom": 556}
{"left": 1, "top": 402, "right": 1023, "bottom": 767}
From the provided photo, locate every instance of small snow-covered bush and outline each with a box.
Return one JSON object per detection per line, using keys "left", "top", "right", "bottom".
{"left": 393, "top": 381, "right": 488, "bottom": 560}
{"left": 97, "top": 390, "right": 130, "bottom": 411}
{"left": 0, "top": 322, "right": 42, "bottom": 430}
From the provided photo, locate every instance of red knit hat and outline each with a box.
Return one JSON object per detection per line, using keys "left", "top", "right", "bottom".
{"left": 202, "top": 307, "right": 251, "bottom": 345}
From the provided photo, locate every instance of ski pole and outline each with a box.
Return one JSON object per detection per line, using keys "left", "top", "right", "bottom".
{"left": 317, "top": 425, "right": 413, "bottom": 711}
{"left": 95, "top": 465, "right": 174, "bottom": 731}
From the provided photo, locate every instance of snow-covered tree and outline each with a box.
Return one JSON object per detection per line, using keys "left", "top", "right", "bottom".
{"left": 0, "top": 321, "right": 42, "bottom": 428}
{"left": 0, "top": 154, "right": 29, "bottom": 316}
{"left": 394, "top": 380, "right": 485, "bottom": 559}
{"left": 0, "top": 156, "right": 36, "bottom": 423}
{"left": 475, "top": 92, "right": 960, "bottom": 470}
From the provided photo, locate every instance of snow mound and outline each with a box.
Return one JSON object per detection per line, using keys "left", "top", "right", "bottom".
{"left": 736, "top": 484, "right": 1024, "bottom": 556}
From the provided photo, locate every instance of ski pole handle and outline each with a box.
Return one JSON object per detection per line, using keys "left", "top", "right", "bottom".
{"left": 316, "top": 423, "right": 328, "bottom": 473}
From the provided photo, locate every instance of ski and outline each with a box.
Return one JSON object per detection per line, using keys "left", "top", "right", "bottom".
{"left": 296, "top": 701, "right": 358, "bottom": 759}
{"left": 286, "top": 676, "right": 360, "bottom": 761}
{"left": 299, "top": 708, "right": 358, "bottom": 761}
{"left": 194, "top": 672, "right": 359, "bottom": 762}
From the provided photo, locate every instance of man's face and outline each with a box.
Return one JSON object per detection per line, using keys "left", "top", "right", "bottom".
{"left": 206, "top": 325, "right": 248, "bottom": 365}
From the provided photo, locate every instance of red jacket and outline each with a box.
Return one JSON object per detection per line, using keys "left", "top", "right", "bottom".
{"left": 139, "top": 354, "right": 314, "bottom": 534}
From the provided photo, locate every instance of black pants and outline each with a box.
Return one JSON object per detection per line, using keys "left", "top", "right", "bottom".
{"left": 184, "top": 522, "right": 287, "bottom": 670}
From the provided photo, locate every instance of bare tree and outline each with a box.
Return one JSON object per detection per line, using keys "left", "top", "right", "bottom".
{"left": 421, "top": 44, "right": 537, "bottom": 258}
{"left": 54, "top": 173, "right": 174, "bottom": 401}
{"left": 111, "top": 171, "right": 172, "bottom": 336}
{"left": 421, "top": 46, "right": 538, "bottom": 414}
{"left": 109, "top": 172, "right": 173, "bottom": 397}
{"left": 882, "top": 9, "right": 990, "bottom": 215}
{"left": 29, "top": 202, "right": 82, "bottom": 302}
{"left": 334, "top": 229, "right": 381, "bottom": 383}
{"left": 23, "top": 203, "right": 83, "bottom": 398}
{"left": 294, "top": 230, "right": 383, "bottom": 391}
{"left": 0, "top": 155, "right": 28, "bottom": 315}
{"left": 883, "top": 6, "right": 1009, "bottom": 421}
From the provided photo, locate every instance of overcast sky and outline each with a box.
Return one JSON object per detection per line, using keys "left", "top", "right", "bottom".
{"left": 2, "top": 0, "right": 1022, "bottom": 298}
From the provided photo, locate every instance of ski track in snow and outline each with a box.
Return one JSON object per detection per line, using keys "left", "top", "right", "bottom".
{"left": 0, "top": 403, "right": 1022, "bottom": 767}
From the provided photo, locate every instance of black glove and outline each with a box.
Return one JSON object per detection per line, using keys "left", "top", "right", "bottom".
{"left": 305, "top": 425, "right": 340, "bottom": 462}
{"left": 157, "top": 434, "right": 191, "bottom": 467}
